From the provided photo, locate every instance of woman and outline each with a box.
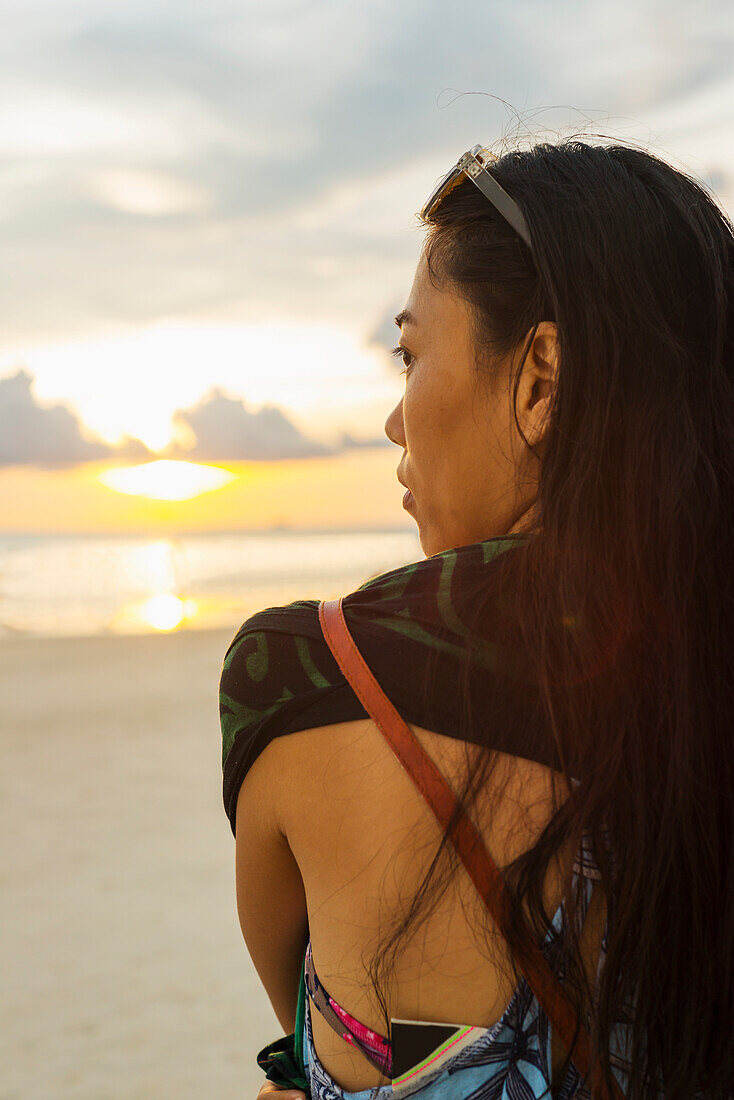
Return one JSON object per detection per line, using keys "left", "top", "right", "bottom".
{"left": 220, "top": 141, "right": 734, "bottom": 1099}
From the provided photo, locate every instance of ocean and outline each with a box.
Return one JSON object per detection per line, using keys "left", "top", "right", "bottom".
{"left": 0, "top": 527, "right": 423, "bottom": 639}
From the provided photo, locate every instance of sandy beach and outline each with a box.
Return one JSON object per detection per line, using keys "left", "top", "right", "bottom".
{"left": 1, "top": 625, "right": 286, "bottom": 1099}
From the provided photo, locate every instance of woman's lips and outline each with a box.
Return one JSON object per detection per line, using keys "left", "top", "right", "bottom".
{"left": 402, "top": 488, "right": 414, "bottom": 508}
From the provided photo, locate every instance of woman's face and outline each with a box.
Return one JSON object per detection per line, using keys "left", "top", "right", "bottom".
{"left": 384, "top": 250, "right": 554, "bottom": 558}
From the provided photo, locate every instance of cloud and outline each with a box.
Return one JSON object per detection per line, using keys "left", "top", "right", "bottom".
{"left": 164, "top": 387, "right": 335, "bottom": 462}
{"left": 1, "top": 0, "right": 731, "bottom": 347}
{"left": 336, "top": 429, "right": 392, "bottom": 451}
{"left": 164, "top": 387, "right": 393, "bottom": 461}
{"left": 0, "top": 367, "right": 391, "bottom": 468}
{"left": 0, "top": 368, "right": 152, "bottom": 467}
{"left": 367, "top": 305, "right": 404, "bottom": 366}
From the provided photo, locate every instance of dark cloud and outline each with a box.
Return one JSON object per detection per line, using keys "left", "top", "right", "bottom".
{"left": 366, "top": 304, "right": 415, "bottom": 384}
{"left": 337, "top": 429, "right": 392, "bottom": 450}
{"left": 367, "top": 305, "right": 403, "bottom": 363}
{"left": 0, "top": 368, "right": 152, "bottom": 468}
{"left": 0, "top": 367, "right": 393, "bottom": 469}
{"left": 163, "top": 387, "right": 393, "bottom": 461}
{"left": 164, "top": 387, "right": 335, "bottom": 461}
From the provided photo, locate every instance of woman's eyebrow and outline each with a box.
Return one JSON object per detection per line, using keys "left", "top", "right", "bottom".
{"left": 394, "top": 309, "right": 416, "bottom": 329}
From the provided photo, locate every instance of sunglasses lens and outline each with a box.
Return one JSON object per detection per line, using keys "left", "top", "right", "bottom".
{"left": 421, "top": 169, "right": 453, "bottom": 217}
{"left": 420, "top": 166, "right": 463, "bottom": 219}
{"left": 420, "top": 148, "right": 499, "bottom": 219}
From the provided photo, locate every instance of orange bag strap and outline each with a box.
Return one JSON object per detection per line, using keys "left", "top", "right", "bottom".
{"left": 318, "top": 596, "right": 623, "bottom": 1100}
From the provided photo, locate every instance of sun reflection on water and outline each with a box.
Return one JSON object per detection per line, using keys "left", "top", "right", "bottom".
{"left": 138, "top": 593, "right": 198, "bottom": 631}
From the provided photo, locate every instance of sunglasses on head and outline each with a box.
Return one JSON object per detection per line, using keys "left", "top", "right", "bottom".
{"left": 419, "top": 144, "right": 534, "bottom": 254}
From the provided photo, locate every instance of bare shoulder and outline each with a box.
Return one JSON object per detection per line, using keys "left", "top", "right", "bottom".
{"left": 271, "top": 716, "right": 580, "bottom": 906}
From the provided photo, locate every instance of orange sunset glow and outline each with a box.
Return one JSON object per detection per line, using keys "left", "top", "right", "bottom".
{"left": 0, "top": 446, "right": 405, "bottom": 534}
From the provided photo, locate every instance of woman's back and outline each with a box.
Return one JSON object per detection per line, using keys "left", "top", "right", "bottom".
{"left": 221, "top": 536, "right": 639, "bottom": 1096}
{"left": 278, "top": 717, "right": 615, "bottom": 1096}
{"left": 225, "top": 136, "right": 734, "bottom": 1098}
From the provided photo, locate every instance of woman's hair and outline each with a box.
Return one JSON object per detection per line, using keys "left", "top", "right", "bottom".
{"left": 364, "top": 139, "right": 734, "bottom": 1098}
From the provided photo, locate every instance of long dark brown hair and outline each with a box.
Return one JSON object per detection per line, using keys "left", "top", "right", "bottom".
{"left": 363, "top": 139, "right": 734, "bottom": 1098}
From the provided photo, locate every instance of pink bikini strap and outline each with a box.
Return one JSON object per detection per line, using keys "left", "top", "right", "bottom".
{"left": 304, "top": 939, "right": 392, "bottom": 1077}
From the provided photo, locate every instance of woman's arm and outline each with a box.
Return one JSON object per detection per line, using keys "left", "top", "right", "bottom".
{"left": 235, "top": 741, "right": 310, "bottom": 1034}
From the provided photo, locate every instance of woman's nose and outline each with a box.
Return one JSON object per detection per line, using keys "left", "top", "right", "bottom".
{"left": 384, "top": 400, "right": 405, "bottom": 447}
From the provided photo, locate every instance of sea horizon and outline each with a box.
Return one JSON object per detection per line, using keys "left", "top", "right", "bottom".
{"left": 0, "top": 526, "right": 422, "bottom": 641}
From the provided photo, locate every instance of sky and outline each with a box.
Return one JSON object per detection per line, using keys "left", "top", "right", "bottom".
{"left": 0, "top": 0, "right": 732, "bottom": 531}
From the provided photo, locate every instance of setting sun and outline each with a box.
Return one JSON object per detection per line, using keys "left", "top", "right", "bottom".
{"left": 97, "top": 460, "right": 236, "bottom": 501}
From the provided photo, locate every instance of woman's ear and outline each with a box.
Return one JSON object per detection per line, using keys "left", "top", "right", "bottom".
{"left": 518, "top": 322, "right": 559, "bottom": 451}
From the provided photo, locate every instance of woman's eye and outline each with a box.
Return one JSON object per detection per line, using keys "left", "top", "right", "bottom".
{"left": 390, "top": 343, "right": 414, "bottom": 375}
